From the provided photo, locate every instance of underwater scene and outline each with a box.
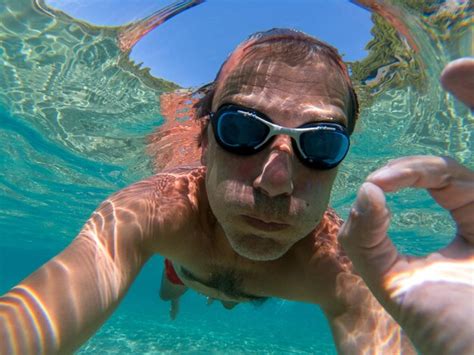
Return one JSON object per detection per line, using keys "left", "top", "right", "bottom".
{"left": 0, "top": 0, "right": 472, "bottom": 353}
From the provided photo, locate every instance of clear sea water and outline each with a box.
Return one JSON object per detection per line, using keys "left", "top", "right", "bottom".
{"left": 0, "top": 0, "right": 472, "bottom": 353}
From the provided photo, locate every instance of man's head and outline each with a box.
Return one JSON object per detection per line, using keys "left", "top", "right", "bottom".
{"left": 196, "top": 29, "right": 358, "bottom": 261}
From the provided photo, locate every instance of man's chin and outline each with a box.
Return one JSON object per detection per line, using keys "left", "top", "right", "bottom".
{"left": 227, "top": 234, "right": 292, "bottom": 261}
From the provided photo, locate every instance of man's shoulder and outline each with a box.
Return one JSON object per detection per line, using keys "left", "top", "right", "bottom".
{"left": 154, "top": 165, "right": 206, "bottom": 181}
{"left": 129, "top": 166, "right": 208, "bottom": 256}
{"left": 145, "top": 165, "right": 207, "bottom": 200}
{"left": 109, "top": 165, "right": 206, "bottom": 208}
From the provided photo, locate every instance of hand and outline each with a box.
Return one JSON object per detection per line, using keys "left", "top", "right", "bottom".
{"left": 339, "top": 155, "right": 474, "bottom": 355}
{"left": 339, "top": 57, "right": 474, "bottom": 354}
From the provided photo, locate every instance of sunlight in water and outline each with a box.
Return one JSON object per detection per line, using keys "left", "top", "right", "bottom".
{"left": 1, "top": 285, "right": 59, "bottom": 353}
{"left": 386, "top": 258, "right": 474, "bottom": 298}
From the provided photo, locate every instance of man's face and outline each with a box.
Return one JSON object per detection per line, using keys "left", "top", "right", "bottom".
{"left": 204, "top": 54, "right": 350, "bottom": 261}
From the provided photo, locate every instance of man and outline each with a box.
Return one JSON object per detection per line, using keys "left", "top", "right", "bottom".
{"left": 0, "top": 29, "right": 471, "bottom": 354}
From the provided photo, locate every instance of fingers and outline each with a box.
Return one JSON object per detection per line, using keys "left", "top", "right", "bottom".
{"left": 367, "top": 156, "right": 474, "bottom": 242}
{"left": 338, "top": 182, "right": 400, "bottom": 302}
{"left": 367, "top": 156, "right": 473, "bottom": 208}
{"left": 367, "top": 156, "right": 451, "bottom": 191}
{"left": 440, "top": 57, "right": 474, "bottom": 109}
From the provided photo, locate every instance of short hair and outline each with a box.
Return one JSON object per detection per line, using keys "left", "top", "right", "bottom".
{"left": 194, "top": 28, "right": 359, "bottom": 141}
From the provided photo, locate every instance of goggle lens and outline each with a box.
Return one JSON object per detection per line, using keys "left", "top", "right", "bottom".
{"left": 299, "top": 129, "right": 350, "bottom": 169}
{"left": 211, "top": 106, "right": 350, "bottom": 170}
{"left": 217, "top": 111, "right": 269, "bottom": 152}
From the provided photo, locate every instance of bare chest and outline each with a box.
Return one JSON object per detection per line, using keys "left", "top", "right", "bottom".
{"left": 170, "top": 245, "right": 337, "bottom": 305}
{"left": 161, "top": 201, "right": 346, "bottom": 305}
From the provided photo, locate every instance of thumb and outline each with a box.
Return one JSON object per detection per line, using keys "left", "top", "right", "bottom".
{"left": 339, "top": 182, "right": 400, "bottom": 296}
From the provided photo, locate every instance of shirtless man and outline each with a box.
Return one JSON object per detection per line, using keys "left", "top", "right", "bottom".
{"left": 0, "top": 29, "right": 471, "bottom": 354}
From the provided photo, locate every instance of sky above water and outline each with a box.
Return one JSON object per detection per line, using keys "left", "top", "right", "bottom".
{"left": 47, "top": 0, "right": 373, "bottom": 87}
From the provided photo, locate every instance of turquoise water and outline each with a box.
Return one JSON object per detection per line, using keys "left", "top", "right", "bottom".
{"left": 0, "top": 0, "right": 472, "bottom": 353}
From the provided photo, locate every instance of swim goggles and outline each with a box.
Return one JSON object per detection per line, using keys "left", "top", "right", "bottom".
{"left": 210, "top": 105, "right": 350, "bottom": 170}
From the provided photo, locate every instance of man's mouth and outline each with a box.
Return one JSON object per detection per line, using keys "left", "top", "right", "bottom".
{"left": 240, "top": 215, "right": 290, "bottom": 232}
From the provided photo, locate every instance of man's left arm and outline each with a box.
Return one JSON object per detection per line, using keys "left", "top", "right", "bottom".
{"left": 323, "top": 272, "right": 416, "bottom": 354}
{"left": 329, "top": 57, "right": 474, "bottom": 354}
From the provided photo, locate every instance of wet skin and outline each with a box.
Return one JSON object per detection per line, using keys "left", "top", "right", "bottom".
{"left": 1, "top": 42, "right": 471, "bottom": 352}
{"left": 158, "top": 59, "right": 355, "bottom": 308}
{"left": 204, "top": 57, "right": 350, "bottom": 262}
{"left": 0, "top": 55, "right": 415, "bottom": 354}
{"left": 146, "top": 56, "right": 414, "bottom": 353}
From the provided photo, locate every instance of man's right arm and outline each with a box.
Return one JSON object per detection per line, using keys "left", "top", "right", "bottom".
{"left": 0, "top": 176, "right": 185, "bottom": 354}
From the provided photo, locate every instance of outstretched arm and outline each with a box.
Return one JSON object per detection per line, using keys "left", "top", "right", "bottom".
{"left": 0, "top": 178, "right": 163, "bottom": 353}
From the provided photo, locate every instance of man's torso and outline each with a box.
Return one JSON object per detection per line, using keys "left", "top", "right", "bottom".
{"left": 149, "top": 166, "right": 352, "bottom": 307}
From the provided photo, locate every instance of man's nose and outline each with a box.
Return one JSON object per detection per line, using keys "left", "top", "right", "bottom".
{"left": 253, "top": 135, "right": 294, "bottom": 197}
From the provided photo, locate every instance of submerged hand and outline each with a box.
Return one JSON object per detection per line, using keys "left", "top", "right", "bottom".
{"left": 339, "top": 155, "right": 474, "bottom": 354}
{"left": 339, "top": 58, "right": 474, "bottom": 354}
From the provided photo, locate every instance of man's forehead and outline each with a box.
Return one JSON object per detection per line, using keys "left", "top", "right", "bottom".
{"left": 220, "top": 50, "right": 336, "bottom": 81}
{"left": 212, "top": 55, "right": 350, "bottom": 116}
{"left": 222, "top": 56, "right": 339, "bottom": 85}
